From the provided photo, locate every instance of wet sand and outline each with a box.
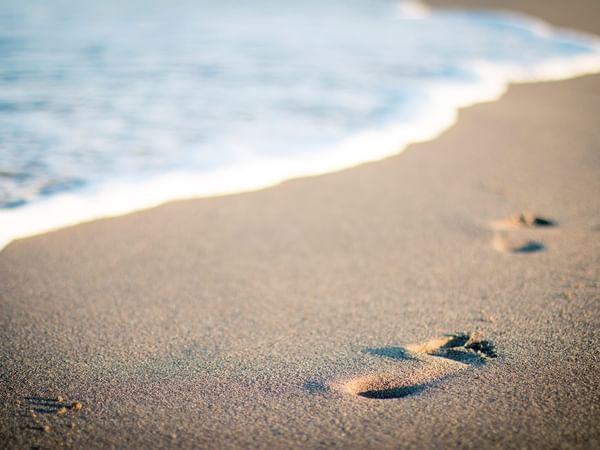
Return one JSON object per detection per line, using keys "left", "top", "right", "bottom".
{"left": 1, "top": 0, "right": 600, "bottom": 448}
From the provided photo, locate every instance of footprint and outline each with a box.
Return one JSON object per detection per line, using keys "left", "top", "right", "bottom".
{"left": 21, "top": 396, "right": 82, "bottom": 437}
{"left": 492, "top": 233, "right": 545, "bottom": 254}
{"left": 405, "top": 332, "right": 497, "bottom": 360}
{"left": 491, "top": 211, "right": 557, "bottom": 254}
{"left": 347, "top": 332, "right": 497, "bottom": 399}
{"left": 333, "top": 332, "right": 496, "bottom": 400}
{"left": 491, "top": 211, "right": 557, "bottom": 230}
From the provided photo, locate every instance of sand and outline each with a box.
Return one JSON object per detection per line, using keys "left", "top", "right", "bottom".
{"left": 1, "top": 0, "right": 600, "bottom": 448}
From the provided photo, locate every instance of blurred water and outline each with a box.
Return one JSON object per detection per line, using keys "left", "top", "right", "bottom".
{"left": 1, "top": 0, "right": 600, "bottom": 245}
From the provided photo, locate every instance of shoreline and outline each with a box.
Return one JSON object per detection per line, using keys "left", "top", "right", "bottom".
{"left": 3, "top": 5, "right": 600, "bottom": 251}
{"left": 2, "top": 0, "right": 600, "bottom": 448}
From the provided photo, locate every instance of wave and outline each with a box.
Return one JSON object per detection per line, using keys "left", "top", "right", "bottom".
{"left": 1, "top": 3, "right": 600, "bottom": 250}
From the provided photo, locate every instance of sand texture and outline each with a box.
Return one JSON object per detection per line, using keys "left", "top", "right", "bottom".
{"left": 1, "top": 0, "right": 600, "bottom": 448}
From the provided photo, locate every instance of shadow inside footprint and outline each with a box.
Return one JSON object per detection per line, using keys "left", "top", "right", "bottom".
{"left": 493, "top": 235, "right": 545, "bottom": 254}
{"left": 25, "top": 397, "right": 65, "bottom": 414}
{"left": 436, "top": 332, "right": 497, "bottom": 357}
{"left": 358, "top": 383, "right": 429, "bottom": 399}
{"left": 428, "top": 332, "right": 497, "bottom": 365}
{"left": 512, "top": 241, "right": 545, "bottom": 253}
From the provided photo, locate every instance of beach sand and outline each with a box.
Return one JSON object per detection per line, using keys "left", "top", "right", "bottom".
{"left": 1, "top": 0, "right": 600, "bottom": 448}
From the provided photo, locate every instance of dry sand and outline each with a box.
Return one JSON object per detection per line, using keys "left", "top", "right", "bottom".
{"left": 1, "top": 0, "right": 600, "bottom": 448}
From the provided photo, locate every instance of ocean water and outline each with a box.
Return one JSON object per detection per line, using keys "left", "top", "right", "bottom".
{"left": 1, "top": 0, "right": 600, "bottom": 248}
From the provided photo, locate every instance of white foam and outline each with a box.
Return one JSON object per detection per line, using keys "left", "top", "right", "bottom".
{"left": 2, "top": 8, "right": 600, "bottom": 251}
